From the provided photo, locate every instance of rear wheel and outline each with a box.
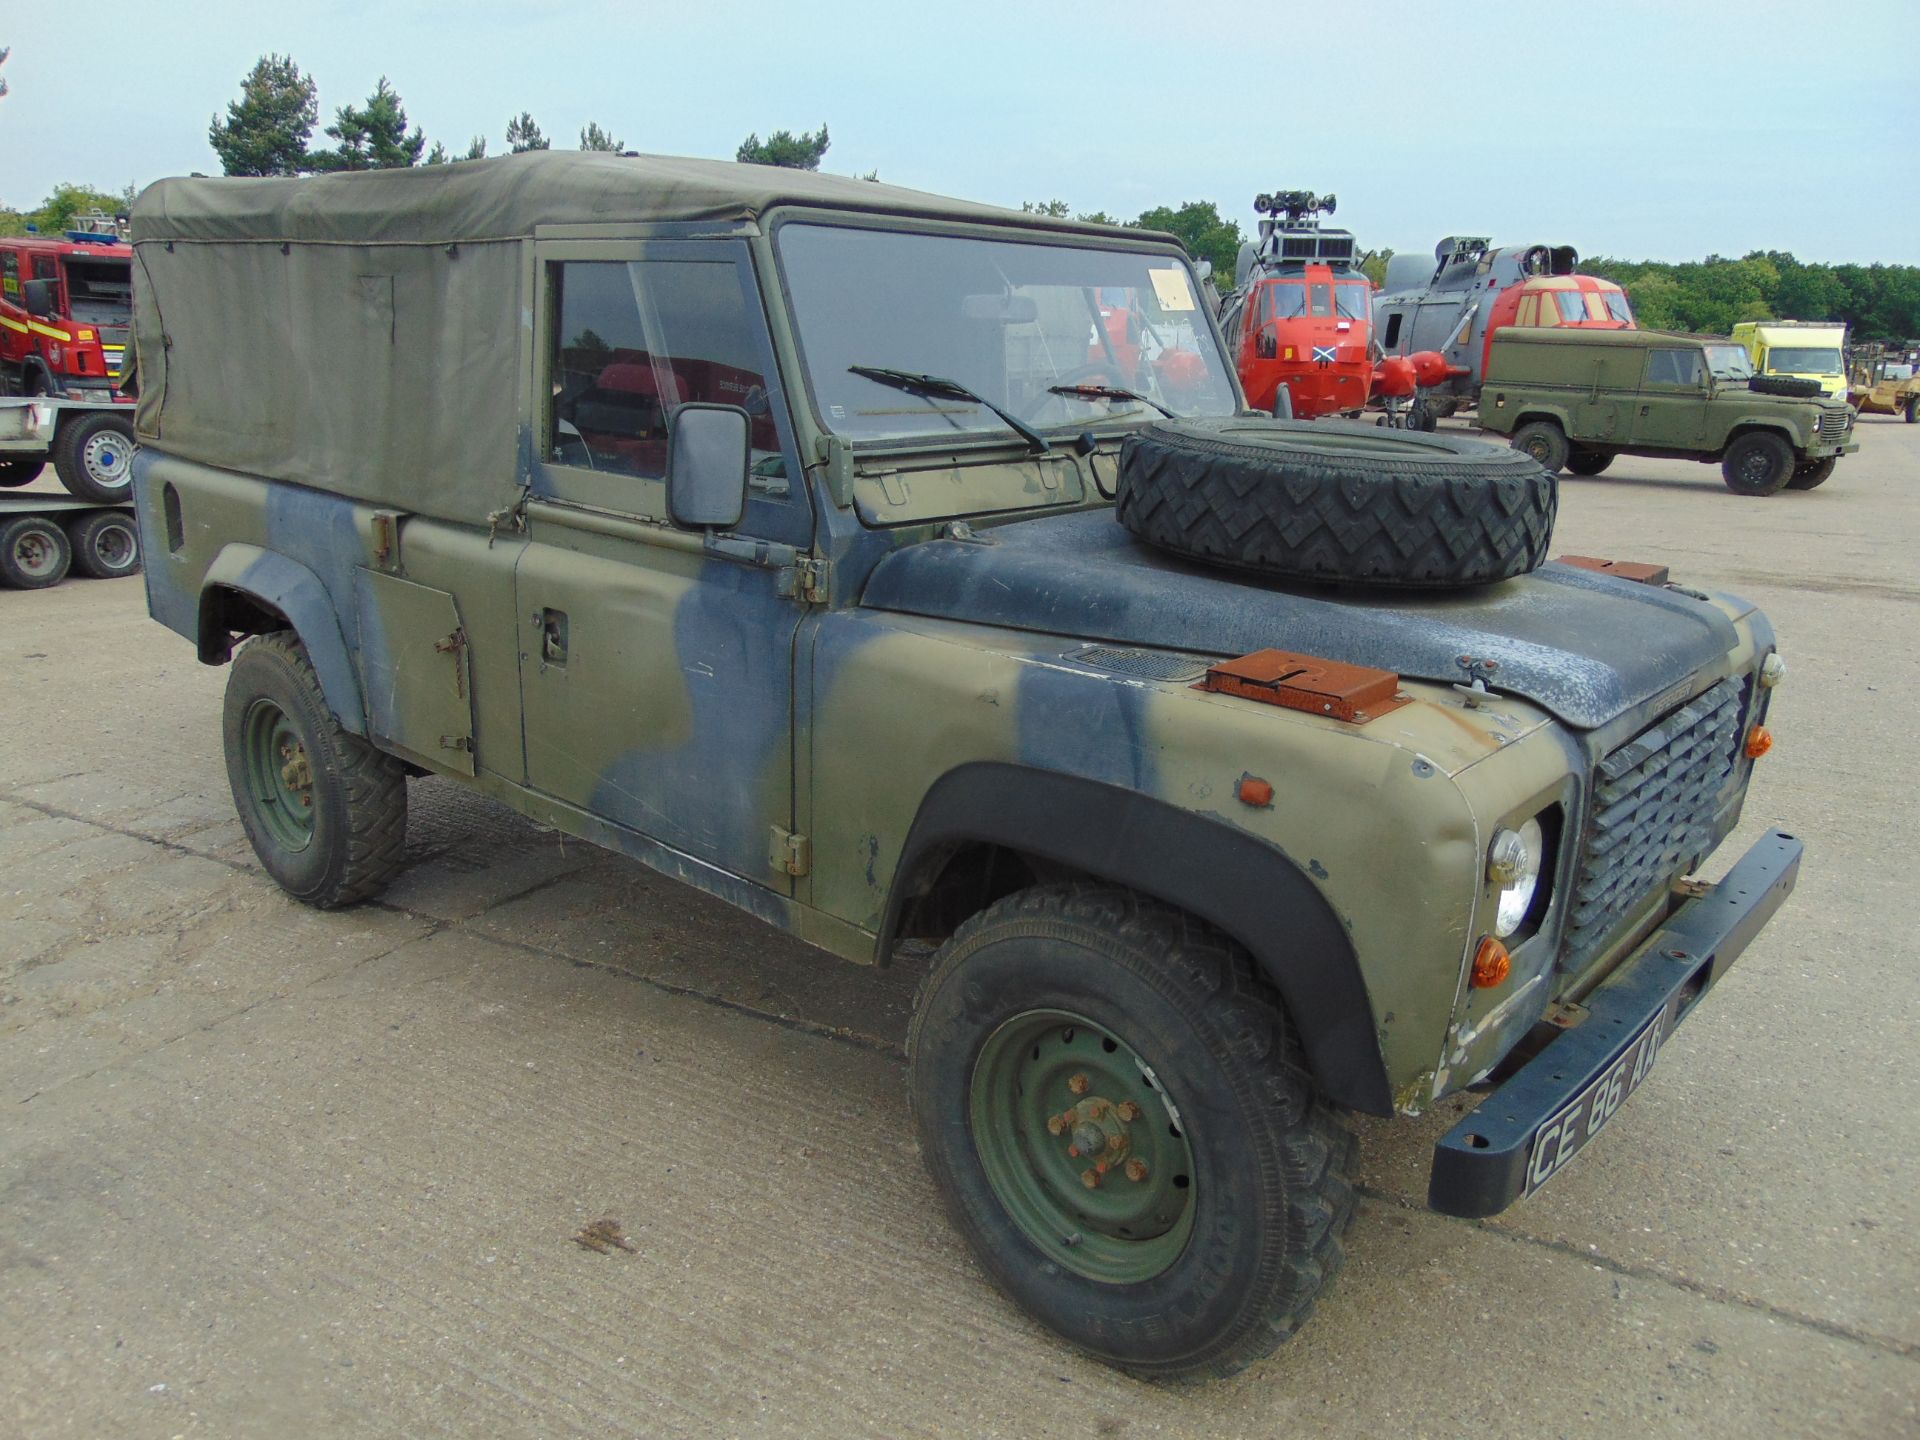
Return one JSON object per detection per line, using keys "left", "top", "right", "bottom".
{"left": 65, "top": 510, "right": 143, "bottom": 578}
{"left": 223, "top": 633, "right": 408, "bottom": 908}
{"left": 1510, "top": 419, "right": 1570, "bottom": 474}
{"left": 909, "top": 884, "right": 1356, "bottom": 1381}
{"left": 1566, "top": 449, "right": 1614, "bottom": 476}
{"left": 1720, "top": 431, "right": 1794, "bottom": 496}
{"left": 0, "top": 460, "right": 42, "bottom": 488}
{"left": 0, "top": 515, "right": 72, "bottom": 588}
{"left": 52, "top": 410, "right": 136, "bottom": 504}
{"left": 1906, "top": 396, "right": 1918, "bottom": 424}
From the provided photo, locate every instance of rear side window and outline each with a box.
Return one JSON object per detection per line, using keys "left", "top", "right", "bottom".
{"left": 1645, "top": 348, "right": 1705, "bottom": 386}
{"left": 548, "top": 259, "right": 781, "bottom": 482}
{"left": 0, "top": 251, "right": 18, "bottom": 302}
{"left": 1383, "top": 312, "right": 1402, "bottom": 347}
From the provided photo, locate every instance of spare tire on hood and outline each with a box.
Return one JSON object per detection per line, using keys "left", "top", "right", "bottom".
{"left": 1748, "top": 375, "right": 1824, "bottom": 398}
{"left": 1116, "top": 417, "right": 1557, "bottom": 588}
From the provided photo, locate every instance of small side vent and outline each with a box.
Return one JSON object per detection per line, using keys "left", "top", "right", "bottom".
{"left": 1066, "top": 645, "right": 1210, "bottom": 683}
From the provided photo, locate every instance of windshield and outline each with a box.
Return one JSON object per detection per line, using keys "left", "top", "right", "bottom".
{"left": 1601, "top": 289, "right": 1633, "bottom": 323}
{"left": 1766, "top": 346, "right": 1843, "bottom": 375}
{"left": 1266, "top": 280, "right": 1306, "bottom": 319}
{"left": 1335, "top": 282, "right": 1370, "bottom": 320}
{"left": 778, "top": 224, "right": 1238, "bottom": 443}
{"left": 1705, "top": 345, "right": 1755, "bottom": 380}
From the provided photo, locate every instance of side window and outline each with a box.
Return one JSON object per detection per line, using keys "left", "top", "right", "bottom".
{"left": 1515, "top": 294, "right": 1540, "bottom": 326}
{"left": 1383, "top": 312, "right": 1402, "bottom": 348}
{"left": 1646, "top": 348, "right": 1705, "bottom": 386}
{"left": 31, "top": 256, "right": 59, "bottom": 282}
{"left": 547, "top": 259, "right": 782, "bottom": 484}
{"left": 0, "top": 251, "right": 18, "bottom": 301}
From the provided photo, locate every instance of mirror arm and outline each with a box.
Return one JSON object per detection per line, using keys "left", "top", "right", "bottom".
{"left": 703, "top": 532, "right": 798, "bottom": 569}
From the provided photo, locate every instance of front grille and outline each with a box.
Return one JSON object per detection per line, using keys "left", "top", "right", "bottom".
{"left": 1818, "top": 409, "right": 1850, "bottom": 442}
{"left": 1564, "top": 676, "right": 1746, "bottom": 967}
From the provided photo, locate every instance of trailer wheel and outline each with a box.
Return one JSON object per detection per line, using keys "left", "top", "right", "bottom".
{"left": 53, "top": 411, "right": 136, "bottom": 504}
{"left": 0, "top": 515, "right": 73, "bottom": 589}
{"left": 0, "top": 460, "right": 43, "bottom": 488}
{"left": 65, "top": 510, "right": 143, "bottom": 578}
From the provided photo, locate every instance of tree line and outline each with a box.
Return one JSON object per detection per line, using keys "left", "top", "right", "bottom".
{"left": 1580, "top": 252, "right": 1920, "bottom": 344}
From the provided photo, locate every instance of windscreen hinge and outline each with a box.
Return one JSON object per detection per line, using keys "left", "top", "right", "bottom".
{"left": 777, "top": 555, "right": 832, "bottom": 605}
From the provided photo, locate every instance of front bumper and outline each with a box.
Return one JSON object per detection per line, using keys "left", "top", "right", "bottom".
{"left": 1428, "top": 830, "right": 1802, "bottom": 1218}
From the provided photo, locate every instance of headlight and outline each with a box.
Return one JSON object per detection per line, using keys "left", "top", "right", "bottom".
{"left": 1488, "top": 818, "right": 1545, "bottom": 937}
{"left": 1760, "top": 653, "right": 1786, "bottom": 689}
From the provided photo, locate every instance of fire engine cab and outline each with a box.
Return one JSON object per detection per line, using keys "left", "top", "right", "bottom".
{"left": 1220, "top": 191, "right": 1375, "bottom": 420}
{"left": 0, "top": 229, "right": 135, "bottom": 402}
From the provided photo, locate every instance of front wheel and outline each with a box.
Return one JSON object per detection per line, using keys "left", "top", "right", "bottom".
{"left": 1720, "top": 431, "right": 1794, "bottom": 496}
{"left": 222, "top": 633, "right": 408, "bottom": 908}
{"left": 908, "top": 885, "right": 1355, "bottom": 1380}
{"left": 52, "top": 411, "right": 136, "bottom": 504}
{"left": 1786, "top": 456, "right": 1837, "bottom": 491}
{"left": 1566, "top": 449, "right": 1614, "bottom": 476}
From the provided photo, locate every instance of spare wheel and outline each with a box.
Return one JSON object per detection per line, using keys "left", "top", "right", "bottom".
{"left": 1116, "top": 418, "right": 1557, "bottom": 588}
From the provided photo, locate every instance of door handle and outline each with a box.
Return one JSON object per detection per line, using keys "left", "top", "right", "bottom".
{"left": 539, "top": 608, "right": 568, "bottom": 665}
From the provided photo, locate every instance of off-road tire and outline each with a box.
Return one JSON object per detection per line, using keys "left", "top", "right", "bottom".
{"left": 1786, "top": 456, "right": 1837, "bottom": 491}
{"left": 1721, "top": 431, "right": 1795, "bottom": 496}
{"left": 0, "top": 515, "right": 72, "bottom": 588}
{"left": 1566, "top": 449, "right": 1614, "bottom": 476}
{"left": 908, "top": 884, "right": 1357, "bottom": 1382}
{"left": 1116, "top": 417, "right": 1555, "bottom": 589}
{"left": 52, "top": 410, "right": 136, "bottom": 504}
{"left": 64, "top": 510, "right": 142, "bottom": 578}
{"left": 0, "top": 460, "right": 42, "bottom": 488}
{"left": 1509, "top": 419, "right": 1571, "bottom": 474}
{"left": 1748, "top": 375, "right": 1823, "bottom": 399}
{"left": 223, "top": 633, "right": 407, "bottom": 908}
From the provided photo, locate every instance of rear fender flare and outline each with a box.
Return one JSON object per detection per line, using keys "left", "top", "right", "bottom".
{"left": 882, "top": 762, "right": 1392, "bottom": 1115}
{"left": 198, "top": 543, "right": 366, "bottom": 734}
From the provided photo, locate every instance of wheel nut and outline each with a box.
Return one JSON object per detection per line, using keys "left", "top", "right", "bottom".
{"left": 1066, "top": 1145, "right": 1080, "bottom": 1157}
{"left": 1081, "top": 1168, "right": 1101, "bottom": 1189}
{"left": 1116, "top": 1102, "right": 1141, "bottom": 1122}
{"left": 1067, "top": 1074, "right": 1090, "bottom": 1096}
{"left": 1046, "top": 1113, "right": 1068, "bottom": 1136}
{"left": 1106, "top": 1133, "right": 1126, "bottom": 1153}
{"left": 1125, "top": 1159, "right": 1149, "bottom": 1182}
{"left": 1085, "top": 1100, "right": 1106, "bottom": 1120}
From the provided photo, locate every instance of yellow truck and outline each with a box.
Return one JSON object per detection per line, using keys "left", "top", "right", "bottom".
{"left": 1730, "top": 321, "right": 1848, "bottom": 399}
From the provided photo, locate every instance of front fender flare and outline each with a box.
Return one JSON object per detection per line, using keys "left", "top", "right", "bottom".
{"left": 882, "top": 763, "right": 1392, "bottom": 1116}
{"left": 199, "top": 543, "right": 366, "bottom": 734}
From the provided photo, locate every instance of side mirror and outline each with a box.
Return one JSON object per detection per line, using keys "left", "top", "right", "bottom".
{"left": 22, "top": 279, "right": 57, "bottom": 319}
{"left": 666, "top": 403, "right": 750, "bottom": 530}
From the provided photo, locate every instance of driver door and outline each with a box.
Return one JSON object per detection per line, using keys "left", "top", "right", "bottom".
{"left": 513, "top": 235, "right": 814, "bottom": 892}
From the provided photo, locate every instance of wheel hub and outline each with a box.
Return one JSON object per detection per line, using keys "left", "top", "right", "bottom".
{"left": 242, "top": 700, "right": 317, "bottom": 851}
{"left": 969, "top": 1010, "right": 1196, "bottom": 1284}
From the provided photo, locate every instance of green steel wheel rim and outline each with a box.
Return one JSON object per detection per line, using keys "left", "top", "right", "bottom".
{"left": 241, "top": 698, "right": 317, "bottom": 852}
{"left": 969, "top": 1009, "right": 1197, "bottom": 1284}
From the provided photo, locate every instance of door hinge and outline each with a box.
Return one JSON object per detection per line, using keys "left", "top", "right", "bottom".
{"left": 778, "top": 556, "right": 832, "bottom": 605}
{"left": 770, "top": 827, "right": 812, "bottom": 877}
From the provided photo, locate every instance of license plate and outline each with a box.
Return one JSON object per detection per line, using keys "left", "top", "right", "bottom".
{"left": 1523, "top": 1003, "right": 1673, "bottom": 1195}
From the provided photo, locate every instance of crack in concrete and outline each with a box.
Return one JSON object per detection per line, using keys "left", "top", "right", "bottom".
{"left": 1354, "top": 1183, "right": 1920, "bottom": 1364}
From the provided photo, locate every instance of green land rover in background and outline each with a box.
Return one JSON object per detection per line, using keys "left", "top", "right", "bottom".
{"left": 1479, "top": 327, "right": 1857, "bottom": 494}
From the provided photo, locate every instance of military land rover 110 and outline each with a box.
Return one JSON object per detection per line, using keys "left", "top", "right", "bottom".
{"left": 1479, "top": 327, "right": 1857, "bottom": 495}
{"left": 128, "top": 153, "right": 1800, "bottom": 1381}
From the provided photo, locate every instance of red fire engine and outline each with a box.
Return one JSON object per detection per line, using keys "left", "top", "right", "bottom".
{"left": 0, "top": 228, "right": 135, "bottom": 402}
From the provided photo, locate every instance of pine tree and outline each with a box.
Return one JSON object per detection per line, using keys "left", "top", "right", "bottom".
{"left": 579, "top": 121, "right": 624, "bottom": 153}
{"left": 208, "top": 54, "right": 319, "bottom": 176}
{"left": 736, "top": 125, "right": 830, "bottom": 170}
{"left": 506, "top": 113, "right": 550, "bottom": 153}
{"left": 312, "top": 78, "right": 426, "bottom": 171}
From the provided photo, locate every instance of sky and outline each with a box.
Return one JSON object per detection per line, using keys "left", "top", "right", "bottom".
{"left": 3, "top": 0, "right": 1916, "bottom": 265}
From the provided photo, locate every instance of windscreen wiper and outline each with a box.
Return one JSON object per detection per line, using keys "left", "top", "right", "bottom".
{"left": 847, "top": 365, "right": 1052, "bottom": 454}
{"left": 1047, "top": 382, "right": 1176, "bottom": 419}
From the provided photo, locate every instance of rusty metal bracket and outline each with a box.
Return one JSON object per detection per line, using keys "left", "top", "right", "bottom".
{"left": 1559, "top": 554, "right": 1671, "bottom": 586}
{"left": 769, "top": 827, "right": 812, "bottom": 877}
{"left": 1672, "top": 876, "right": 1711, "bottom": 899}
{"left": 1196, "top": 649, "right": 1410, "bottom": 724}
{"left": 433, "top": 627, "right": 469, "bottom": 700}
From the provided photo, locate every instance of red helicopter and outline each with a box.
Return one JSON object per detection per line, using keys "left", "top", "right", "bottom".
{"left": 1220, "top": 191, "right": 1460, "bottom": 428}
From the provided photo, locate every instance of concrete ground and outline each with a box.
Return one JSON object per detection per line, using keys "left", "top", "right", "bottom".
{"left": 2, "top": 423, "right": 1916, "bottom": 1439}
